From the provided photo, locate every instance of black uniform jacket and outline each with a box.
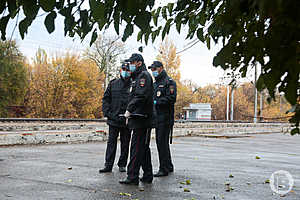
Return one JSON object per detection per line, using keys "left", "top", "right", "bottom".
{"left": 102, "top": 77, "right": 130, "bottom": 128}
{"left": 153, "top": 70, "right": 177, "bottom": 126}
{"left": 126, "top": 65, "right": 154, "bottom": 129}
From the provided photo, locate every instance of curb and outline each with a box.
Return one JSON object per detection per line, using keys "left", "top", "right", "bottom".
{"left": 0, "top": 130, "right": 108, "bottom": 146}
{"left": 0, "top": 122, "right": 289, "bottom": 146}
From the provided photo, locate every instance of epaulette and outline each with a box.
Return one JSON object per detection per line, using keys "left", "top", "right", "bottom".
{"left": 139, "top": 70, "right": 151, "bottom": 79}
{"left": 140, "top": 70, "right": 149, "bottom": 76}
{"left": 166, "top": 77, "right": 175, "bottom": 86}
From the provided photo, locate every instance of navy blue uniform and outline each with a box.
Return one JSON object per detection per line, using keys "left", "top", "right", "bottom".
{"left": 102, "top": 78, "right": 131, "bottom": 169}
{"left": 153, "top": 70, "right": 177, "bottom": 173}
{"left": 126, "top": 65, "right": 154, "bottom": 182}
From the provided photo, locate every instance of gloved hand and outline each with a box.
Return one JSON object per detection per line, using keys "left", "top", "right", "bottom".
{"left": 124, "top": 110, "right": 131, "bottom": 118}
{"left": 154, "top": 100, "right": 157, "bottom": 105}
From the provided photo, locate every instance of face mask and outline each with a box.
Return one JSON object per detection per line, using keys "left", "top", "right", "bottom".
{"left": 152, "top": 70, "right": 159, "bottom": 77}
{"left": 129, "top": 64, "right": 136, "bottom": 72}
{"left": 121, "top": 70, "right": 130, "bottom": 78}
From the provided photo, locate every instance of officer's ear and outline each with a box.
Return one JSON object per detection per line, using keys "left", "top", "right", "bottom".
{"left": 158, "top": 66, "right": 163, "bottom": 73}
{"left": 137, "top": 61, "right": 142, "bottom": 67}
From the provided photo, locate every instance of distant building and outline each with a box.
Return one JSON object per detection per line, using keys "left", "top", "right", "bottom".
{"left": 183, "top": 103, "right": 212, "bottom": 120}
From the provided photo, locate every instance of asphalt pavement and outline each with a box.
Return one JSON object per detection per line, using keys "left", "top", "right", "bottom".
{"left": 0, "top": 133, "right": 299, "bottom": 200}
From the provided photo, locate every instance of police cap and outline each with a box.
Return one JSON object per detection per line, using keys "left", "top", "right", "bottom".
{"left": 125, "top": 53, "right": 144, "bottom": 63}
{"left": 148, "top": 61, "right": 163, "bottom": 69}
{"left": 121, "top": 62, "right": 130, "bottom": 71}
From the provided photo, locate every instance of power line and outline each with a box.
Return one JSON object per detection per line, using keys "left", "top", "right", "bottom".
{"left": 176, "top": 40, "right": 200, "bottom": 54}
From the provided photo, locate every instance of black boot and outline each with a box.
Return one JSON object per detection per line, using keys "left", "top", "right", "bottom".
{"left": 140, "top": 177, "right": 153, "bottom": 183}
{"left": 153, "top": 171, "right": 168, "bottom": 177}
{"left": 168, "top": 167, "right": 174, "bottom": 173}
{"left": 119, "top": 178, "right": 139, "bottom": 185}
{"left": 99, "top": 166, "right": 112, "bottom": 173}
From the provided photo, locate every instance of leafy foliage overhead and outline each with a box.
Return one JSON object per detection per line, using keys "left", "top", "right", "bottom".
{"left": 0, "top": 0, "right": 299, "bottom": 133}
{"left": 0, "top": 0, "right": 155, "bottom": 43}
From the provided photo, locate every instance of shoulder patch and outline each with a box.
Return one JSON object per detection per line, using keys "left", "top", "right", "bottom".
{"left": 139, "top": 78, "right": 146, "bottom": 87}
{"left": 170, "top": 85, "right": 175, "bottom": 94}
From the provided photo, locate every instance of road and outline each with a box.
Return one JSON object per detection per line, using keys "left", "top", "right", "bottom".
{"left": 0, "top": 133, "right": 299, "bottom": 200}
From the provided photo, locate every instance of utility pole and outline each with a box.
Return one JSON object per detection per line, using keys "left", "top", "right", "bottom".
{"left": 230, "top": 87, "right": 234, "bottom": 121}
{"left": 226, "top": 85, "right": 230, "bottom": 121}
{"left": 260, "top": 91, "right": 263, "bottom": 121}
{"left": 254, "top": 63, "right": 258, "bottom": 123}
{"left": 279, "top": 93, "right": 282, "bottom": 113}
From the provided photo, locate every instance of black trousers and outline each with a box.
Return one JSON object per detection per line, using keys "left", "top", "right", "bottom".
{"left": 127, "top": 128, "right": 153, "bottom": 181}
{"left": 155, "top": 124, "right": 174, "bottom": 173}
{"left": 104, "top": 125, "right": 131, "bottom": 168}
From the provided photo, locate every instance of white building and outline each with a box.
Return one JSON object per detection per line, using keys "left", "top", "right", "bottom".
{"left": 183, "top": 103, "right": 212, "bottom": 120}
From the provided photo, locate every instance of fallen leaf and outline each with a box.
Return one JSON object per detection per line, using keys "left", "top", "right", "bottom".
{"left": 186, "top": 179, "right": 191, "bottom": 185}
{"left": 255, "top": 156, "right": 261, "bottom": 159}
{"left": 119, "top": 192, "right": 131, "bottom": 197}
{"left": 229, "top": 174, "right": 234, "bottom": 178}
{"left": 183, "top": 188, "right": 190, "bottom": 192}
{"left": 265, "top": 179, "right": 270, "bottom": 184}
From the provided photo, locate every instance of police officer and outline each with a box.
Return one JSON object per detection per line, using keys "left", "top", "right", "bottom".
{"left": 100, "top": 63, "right": 131, "bottom": 173}
{"left": 119, "top": 53, "right": 154, "bottom": 185}
{"left": 148, "top": 61, "right": 177, "bottom": 177}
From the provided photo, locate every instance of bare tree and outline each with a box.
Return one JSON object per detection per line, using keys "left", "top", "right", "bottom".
{"left": 84, "top": 34, "right": 126, "bottom": 89}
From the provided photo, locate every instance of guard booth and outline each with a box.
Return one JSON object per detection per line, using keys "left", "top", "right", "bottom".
{"left": 183, "top": 103, "right": 212, "bottom": 121}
